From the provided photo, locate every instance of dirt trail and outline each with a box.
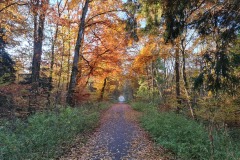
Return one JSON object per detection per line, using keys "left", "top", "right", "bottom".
{"left": 60, "top": 103, "right": 169, "bottom": 160}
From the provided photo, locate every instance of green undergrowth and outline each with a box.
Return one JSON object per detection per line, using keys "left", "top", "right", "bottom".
{"left": 0, "top": 102, "right": 110, "bottom": 160}
{"left": 131, "top": 101, "right": 240, "bottom": 160}
{"left": 131, "top": 101, "right": 156, "bottom": 112}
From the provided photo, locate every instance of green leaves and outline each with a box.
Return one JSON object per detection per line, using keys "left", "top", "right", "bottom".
{"left": 0, "top": 107, "right": 99, "bottom": 160}
{"left": 140, "top": 110, "right": 240, "bottom": 159}
{"left": 125, "top": 0, "right": 139, "bottom": 41}
{"left": 0, "top": 28, "right": 15, "bottom": 84}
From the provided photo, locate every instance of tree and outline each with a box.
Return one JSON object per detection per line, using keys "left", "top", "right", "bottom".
{"left": 192, "top": 0, "right": 240, "bottom": 93}
{"left": 31, "top": 0, "right": 49, "bottom": 83}
{"left": 46, "top": 0, "right": 67, "bottom": 106}
{"left": 125, "top": 0, "right": 139, "bottom": 41}
{"left": 67, "top": 0, "right": 90, "bottom": 105}
{"left": 0, "top": 28, "right": 15, "bottom": 84}
{"left": 0, "top": 0, "right": 28, "bottom": 45}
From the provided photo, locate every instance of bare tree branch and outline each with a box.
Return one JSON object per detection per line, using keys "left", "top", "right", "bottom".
{"left": 0, "top": 2, "right": 27, "bottom": 13}
{"left": 86, "top": 9, "right": 127, "bottom": 23}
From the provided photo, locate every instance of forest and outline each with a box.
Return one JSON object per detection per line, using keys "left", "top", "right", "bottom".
{"left": 0, "top": 0, "right": 240, "bottom": 159}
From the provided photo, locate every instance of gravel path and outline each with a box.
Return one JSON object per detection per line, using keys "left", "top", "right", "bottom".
{"left": 60, "top": 103, "right": 170, "bottom": 160}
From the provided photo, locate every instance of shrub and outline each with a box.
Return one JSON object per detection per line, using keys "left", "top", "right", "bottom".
{"left": 141, "top": 112, "right": 210, "bottom": 159}
{"left": 211, "top": 129, "right": 240, "bottom": 160}
{"left": 131, "top": 101, "right": 156, "bottom": 112}
{"left": 0, "top": 107, "right": 99, "bottom": 160}
{"left": 133, "top": 102, "right": 240, "bottom": 160}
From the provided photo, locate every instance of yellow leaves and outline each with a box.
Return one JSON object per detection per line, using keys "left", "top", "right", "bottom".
{"left": 0, "top": 1, "right": 28, "bottom": 45}
{"left": 75, "top": 0, "right": 128, "bottom": 97}
{"left": 141, "top": 43, "right": 156, "bottom": 56}
{"left": 196, "top": 93, "right": 240, "bottom": 123}
{"left": 208, "top": 91, "right": 212, "bottom": 97}
{"left": 132, "top": 42, "right": 158, "bottom": 74}
{"left": 68, "top": 0, "right": 84, "bottom": 10}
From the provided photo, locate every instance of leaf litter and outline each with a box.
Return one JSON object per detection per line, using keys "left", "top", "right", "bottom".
{"left": 59, "top": 104, "right": 174, "bottom": 160}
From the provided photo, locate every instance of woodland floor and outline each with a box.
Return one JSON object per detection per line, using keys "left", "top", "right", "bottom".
{"left": 59, "top": 103, "right": 172, "bottom": 160}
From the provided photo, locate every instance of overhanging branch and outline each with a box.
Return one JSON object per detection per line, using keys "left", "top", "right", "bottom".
{"left": 0, "top": 2, "right": 27, "bottom": 13}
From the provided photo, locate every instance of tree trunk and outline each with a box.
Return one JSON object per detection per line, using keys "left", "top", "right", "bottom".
{"left": 58, "top": 34, "right": 65, "bottom": 89}
{"left": 66, "top": 25, "right": 71, "bottom": 90}
{"left": 67, "top": 0, "right": 90, "bottom": 105}
{"left": 47, "top": 0, "right": 65, "bottom": 107}
{"left": 66, "top": 7, "right": 71, "bottom": 90}
{"left": 47, "top": 25, "right": 59, "bottom": 106}
{"left": 182, "top": 51, "right": 188, "bottom": 90}
{"left": 99, "top": 77, "right": 107, "bottom": 101}
{"left": 55, "top": 34, "right": 65, "bottom": 106}
{"left": 174, "top": 42, "right": 181, "bottom": 113}
{"left": 151, "top": 60, "right": 154, "bottom": 101}
{"left": 31, "top": 0, "right": 48, "bottom": 83}
{"left": 30, "top": 0, "right": 48, "bottom": 112}
{"left": 182, "top": 45, "right": 195, "bottom": 119}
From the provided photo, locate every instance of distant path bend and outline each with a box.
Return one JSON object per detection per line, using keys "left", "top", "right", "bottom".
{"left": 60, "top": 103, "right": 167, "bottom": 160}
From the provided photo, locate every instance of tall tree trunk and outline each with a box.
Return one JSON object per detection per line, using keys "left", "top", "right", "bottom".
{"left": 66, "top": 7, "right": 71, "bottom": 90}
{"left": 32, "top": 10, "right": 38, "bottom": 83}
{"left": 31, "top": 0, "right": 48, "bottom": 83}
{"left": 151, "top": 60, "right": 154, "bottom": 101}
{"left": 153, "top": 76, "right": 162, "bottom": 99}
{"left": 47, "top": 0, "right": 64, "bottom": 106}
{"left": 58, "top": 34, "right": 65, "bottom": 89}
{"left": 55, "top": 34, "right": 65, "bottom": 106}
{"left": 47, "top": 25, "right": 59, "bottom": 106}
{"left": 67, "top": 0, "right": 90, "bottom": 105}
{"left": 145, "top": 64, "right": 151, "bottom": 99}
{"left": 30, "top": 0, "right": 48, "bottom": 112}
{"left": 182, "top": 51, "right": 188, "bottom": 90}
{"left": 174, "top": 42, "right": 181, "bottom": 113}
{"left": 66, "top": 25, "right": 71, "bottom": 90}
{"left": 182, "top": 45, "right": 195, "bottom": 119}
{"left": 99, "top": 77, "right": 107, "bottom": 101}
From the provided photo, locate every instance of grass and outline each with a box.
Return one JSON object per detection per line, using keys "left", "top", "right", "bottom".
{"left": 0, "top": 102, "right": 110, "bottom": 160}
{"left": 131, "top": 101, "right": 240, "bottom": 160}
{"left": 131, "top": 101, "right": 156, "bottom": 112}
